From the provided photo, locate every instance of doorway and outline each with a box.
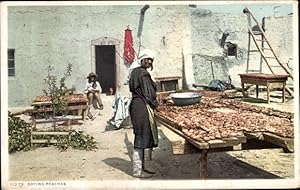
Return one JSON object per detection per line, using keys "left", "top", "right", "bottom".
{"left": 95, "top": 45, "right": 116, "bottom": 94}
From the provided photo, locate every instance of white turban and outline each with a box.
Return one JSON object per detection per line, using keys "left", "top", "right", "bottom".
{"left": 129, "top": 49, "right": 155, "bottom": 70}
{"left": 137, "top": 49, "right": 155, "bottom": 64}
{"left": 126, "top": 49, "right": 155, "bottom": 83}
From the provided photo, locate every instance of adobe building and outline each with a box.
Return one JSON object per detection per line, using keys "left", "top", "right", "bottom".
{"left": 7, "top": 5, "right": 294, "bottom": 107}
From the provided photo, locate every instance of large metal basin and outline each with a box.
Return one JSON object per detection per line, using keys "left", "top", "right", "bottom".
{"left": 170, "top": 92, "right": 202, "bottom": 106}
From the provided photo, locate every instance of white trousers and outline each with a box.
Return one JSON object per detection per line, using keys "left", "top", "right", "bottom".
{"left": 133, "top": 148, "right": 144, "bottom": 176}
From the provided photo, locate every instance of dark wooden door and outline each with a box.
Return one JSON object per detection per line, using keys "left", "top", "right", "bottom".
{"left": 95, "top": 45, "right": 116, "bottom": 94}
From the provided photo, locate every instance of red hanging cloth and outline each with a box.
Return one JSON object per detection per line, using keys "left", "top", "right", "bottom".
{"left": 123, "top": 26, "right": 135, "bottom": 64}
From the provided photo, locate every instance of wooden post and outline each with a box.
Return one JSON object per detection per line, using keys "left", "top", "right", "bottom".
{"left": 199, "top": 149, "right": 208, "bottom": 179}
{"left": 162, "top": 82, "right": 166, "bottom": 92}
{"left": 175, "top": 80, "right": 179, "bottom": 91}
{"left": 78, "top": 109, "right": 82, "bottom": 116}
{"left": 53, "top": 118, "right": 57, "bottom": 131}
{"left": 31, "top": 114, "right": 37, "bottom": 129}
{"left": 30, "top": 124, "right": 33, "bottom": 147}
{"left": 267, "top": 82, "right": 270, "bottom": 104}
{"left": 241, "top": 82, "right": 245, "bottom": 97}
{"left": 282, "top": 82, "right": 286, "bottom": 103}
{"left": 82, "top": 109, "right": 86, "bottom": 121}
{"left": 67, "top": 119, "right": 71, "bottom": 131}
{"left": 246, "top": 32, "right": 251, "bottom": 73}
{"left": 256, "top": 85, "right": 259, "bottom": 98}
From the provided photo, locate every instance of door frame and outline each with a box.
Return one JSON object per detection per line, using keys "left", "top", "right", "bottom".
{"left": 91, "top": 37, "right": 120, "bottom": 93}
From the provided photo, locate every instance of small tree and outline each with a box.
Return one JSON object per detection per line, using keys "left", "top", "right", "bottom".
{"left": 42, "top": 63, "right": 72, "bottom": 118}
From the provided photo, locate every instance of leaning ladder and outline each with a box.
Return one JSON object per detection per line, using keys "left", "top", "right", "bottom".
{"left": 243, "top": 7, "right": 294, "bottom": 96}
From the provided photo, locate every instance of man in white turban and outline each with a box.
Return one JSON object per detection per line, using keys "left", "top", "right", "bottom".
{"left": 128, "top": 49, "right": 158, "bottom": 178}
{"left": 125, "top": 49, "right": 155, "bottom": 83}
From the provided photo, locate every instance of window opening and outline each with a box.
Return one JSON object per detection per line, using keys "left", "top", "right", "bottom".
{"left": 8, "top": 49, "right": 15, "bottom": 77}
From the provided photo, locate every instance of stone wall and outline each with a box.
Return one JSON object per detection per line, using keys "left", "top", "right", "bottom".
{"left": 190, "top": 8, "right": 249, "bottom": 86}
{"left": 7, "top": 5, "right": 294, "bottom": 107}
{"left": 8, "top": 5, "right": 192, "bottom": 107}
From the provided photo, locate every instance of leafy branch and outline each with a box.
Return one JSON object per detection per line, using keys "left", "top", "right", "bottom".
{"left": 42, "top": 63, "right": 72, "bottom": 116}
{"left": 8, "top": 113, "right": 98, "bottom": 153}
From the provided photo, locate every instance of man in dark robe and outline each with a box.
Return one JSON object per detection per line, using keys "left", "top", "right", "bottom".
{"left": 129, "top": 49, "right": 158, "bottom": 178}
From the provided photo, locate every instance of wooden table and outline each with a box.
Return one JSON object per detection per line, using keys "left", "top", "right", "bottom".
{"left": 156, "top": 114, "right": 246, "bottom": 179}
{"left": 239, "top": 73, "right": 289, "bottom": 104}
{"left": 155, "top": 114, "right": 293, "bottom": 179}
{"left": 28, "top": 94, "right": 89, "bottom": 145}
{"left": 154, "top": 94, "right": 294, "bottom": 179}
{"left": 155, "top": 76, "right": 181, "bottom": 92}
{"left": 30, "top": 94, "right": 89, "bottom": 128}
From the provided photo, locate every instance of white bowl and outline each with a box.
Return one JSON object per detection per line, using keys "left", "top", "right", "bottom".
{"left": 170, "top": 92, "right": 202, "bottom": 106}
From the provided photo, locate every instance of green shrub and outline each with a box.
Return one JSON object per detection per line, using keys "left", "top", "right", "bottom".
{"left": 55, "top": 130, "right": 98, "bottom": 151}
{"left": 8, "top": 112, "right": 31, "bottom": 153}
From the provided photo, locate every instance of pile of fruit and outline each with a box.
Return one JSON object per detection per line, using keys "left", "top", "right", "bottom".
{"left": 156, "top": 96, "right": 294, "bottom": 142}
{"left": 33, "top": 94, "right": 87, "bottom": 103}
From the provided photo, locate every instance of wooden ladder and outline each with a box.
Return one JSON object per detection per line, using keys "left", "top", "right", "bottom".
{"left": 243, "top": 7, "right": 294, "bottom": 96}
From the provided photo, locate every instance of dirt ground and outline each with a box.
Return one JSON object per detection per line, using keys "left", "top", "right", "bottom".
{"left": 7, "top": 90, "right": 296, "bottom": 187}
